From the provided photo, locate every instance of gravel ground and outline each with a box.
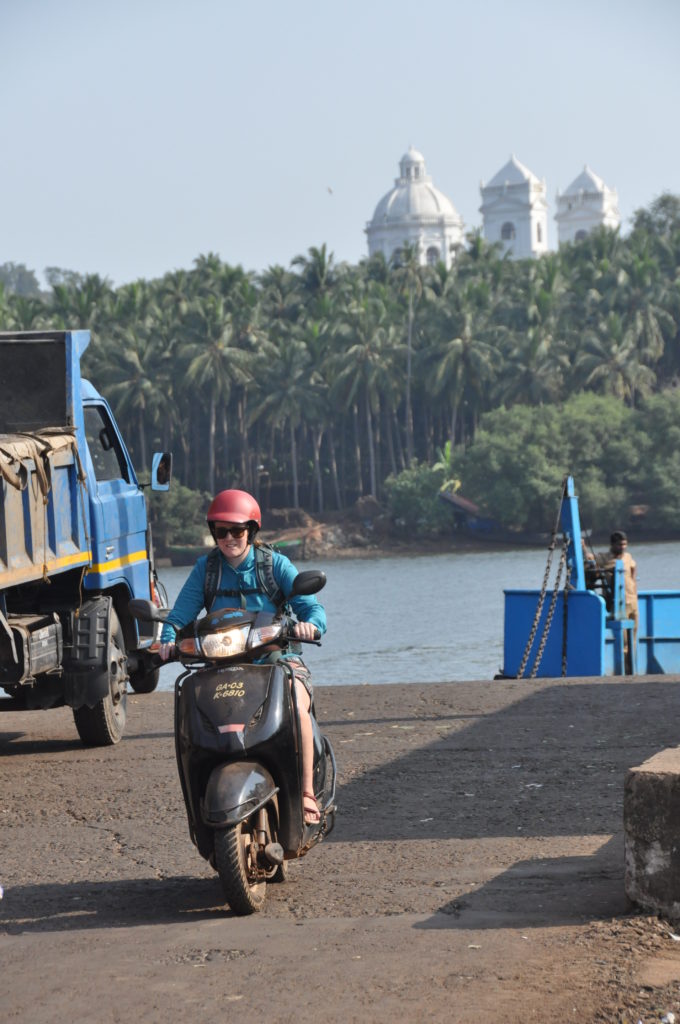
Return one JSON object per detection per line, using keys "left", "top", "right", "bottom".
{"left": 2, "top": 676, "right": 680, "bottom": 1023}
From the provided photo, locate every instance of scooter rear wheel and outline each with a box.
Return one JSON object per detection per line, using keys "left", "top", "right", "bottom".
{"left": 214, "top": 822, "right": 267, "bottom": 915}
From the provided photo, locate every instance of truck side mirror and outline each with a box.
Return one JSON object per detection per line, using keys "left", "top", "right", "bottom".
{"left": 151, "top": 452, "right": 172, "bottom": 491}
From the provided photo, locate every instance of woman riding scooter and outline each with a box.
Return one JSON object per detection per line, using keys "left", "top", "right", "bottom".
{"left": 158, "top": 489, "right": 326, "bottom": 825}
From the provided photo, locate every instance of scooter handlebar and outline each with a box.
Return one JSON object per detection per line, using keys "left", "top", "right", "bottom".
{"left": 282, "top": 623, "right": 322, "bottom": 645}
{"left": 148, "top": 644, "right": 179, "bottom": 666}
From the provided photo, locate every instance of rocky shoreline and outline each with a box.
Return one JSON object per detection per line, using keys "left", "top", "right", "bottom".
{"left": 259, "top": 501, "right": 680, "bottom": 563}
{"left": 161, "top": 501, "right": 680, "bottom": 567}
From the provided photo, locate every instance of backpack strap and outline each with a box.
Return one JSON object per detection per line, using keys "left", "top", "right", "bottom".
{"left": 203, "top": 547, "right": 222, "bottom": 612}
{"left": 202, "top": 542, "right": 301, "bottom": 652}
{"left": 255, "top": 543, "right": 302, "bottom": 652}
{"left": 254, "top": 543, "right": 285, "bottom": 607}
{"left": 203, "top": 543, "right": 286, "bottom": 612}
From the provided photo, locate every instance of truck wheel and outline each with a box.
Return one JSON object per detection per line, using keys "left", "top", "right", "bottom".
{"left": 129, "top": 658, "right": 160, "bottom": 694}
{"left": 73, "top": 609, "right": 128, "bottom": 746}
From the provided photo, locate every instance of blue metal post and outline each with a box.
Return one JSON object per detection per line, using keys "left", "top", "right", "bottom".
{"left": 559, "top": 476, "right": 586, "bottom": 591}
{"left": 608, "top": 559, "right": 637, "bottom": 675}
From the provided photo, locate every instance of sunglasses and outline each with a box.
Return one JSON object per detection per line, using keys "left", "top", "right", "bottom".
{"left": 213, "top": 524, "right": 248, "bottom": 540}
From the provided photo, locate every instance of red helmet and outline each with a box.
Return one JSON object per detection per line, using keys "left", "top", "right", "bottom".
{"left": 206, "top": 489, "right": 261, "bottom": 529}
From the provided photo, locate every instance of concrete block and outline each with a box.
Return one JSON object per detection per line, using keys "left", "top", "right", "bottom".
{"left": 624, "top": 747, "right": 680, "bottom": 918}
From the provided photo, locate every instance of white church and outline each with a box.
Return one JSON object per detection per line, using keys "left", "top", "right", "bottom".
{"left": 365, "top": 148, "right": 620, "bottom": 264}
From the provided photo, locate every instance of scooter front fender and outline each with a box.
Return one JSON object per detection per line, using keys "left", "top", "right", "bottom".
{"left": 201, "top": 762, "right": 278, "bottom": 827}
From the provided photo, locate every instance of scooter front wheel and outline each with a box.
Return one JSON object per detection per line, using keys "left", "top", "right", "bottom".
{"left": 214, "top": 822, "right": 267, "bottom": 915}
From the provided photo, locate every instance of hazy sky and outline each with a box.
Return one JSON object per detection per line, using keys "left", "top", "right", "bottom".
{"left": 3, "top": 0, "right": 679, "bottom": 286}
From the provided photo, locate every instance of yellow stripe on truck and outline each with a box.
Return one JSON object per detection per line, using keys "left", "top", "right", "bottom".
{"left": 50, "top": 551, "right": 93, "bottom": 570}
{"left": 2, "top": 550, "right": 93, "bottom": 587}
{"left": 88, "top": 550, "right": 148, "bottom": 574}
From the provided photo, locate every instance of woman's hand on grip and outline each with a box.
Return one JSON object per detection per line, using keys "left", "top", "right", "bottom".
{"left": 293, "top": 621, "right": 320, "bottom": 642}
{"left": 159, "top": 642, "right": 176, "bottom": 662}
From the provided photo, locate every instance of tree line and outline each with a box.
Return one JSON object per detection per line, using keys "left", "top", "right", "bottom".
{"left": 1, "top": 193, "right": 679, "bottom": 534}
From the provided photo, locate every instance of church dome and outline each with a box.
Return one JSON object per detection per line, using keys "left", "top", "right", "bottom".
{"left": 370, "top": 148, "right": 461, "bottom": 225}
{"left": 398, "top": 146, "right": 426, "bottom": 169}
{"left": 366, "top": 148, "right": 464, "bottom": 269}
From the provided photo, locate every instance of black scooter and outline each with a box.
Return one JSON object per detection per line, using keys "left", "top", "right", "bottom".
{"left": 129, "top": 569, "right": 336, "bottom": 915}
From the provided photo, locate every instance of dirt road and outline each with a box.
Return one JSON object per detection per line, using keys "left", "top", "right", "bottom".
{"left": 2, "top": 676, "right": 680, "bottom": 1023}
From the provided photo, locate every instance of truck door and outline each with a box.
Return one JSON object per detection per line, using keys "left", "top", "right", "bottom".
{"left": 82, "top": 401, "right": 150, "bottom": 601}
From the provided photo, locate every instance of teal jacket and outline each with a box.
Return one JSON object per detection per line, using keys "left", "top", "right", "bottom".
{"left": 159, "top": 546, "right": 326, "bottom": 643}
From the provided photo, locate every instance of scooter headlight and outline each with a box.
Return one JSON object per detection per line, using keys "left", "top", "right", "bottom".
{"left": 178, "top": 624, "right": 250, "bottom": 659}
{"left": 247, "top": 622, "right": 284, "bottom": 649}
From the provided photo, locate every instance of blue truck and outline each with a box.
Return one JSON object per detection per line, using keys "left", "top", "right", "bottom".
{"left": 0, "top": 330, "right": 171, "bottom": 745}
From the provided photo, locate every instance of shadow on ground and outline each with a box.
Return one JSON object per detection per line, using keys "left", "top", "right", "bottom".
{"left": 0, "top": 876, "right": 235, "bottom": 934}
{"left": 328, "top": 679, "right": 680, "bottom": 844}
{"left": 415, "top": 836, "right": 629, "bottom": 930}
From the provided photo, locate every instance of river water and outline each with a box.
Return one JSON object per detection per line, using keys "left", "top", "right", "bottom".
{"left": 154, "top": 541, "right": 680, "bottom": 690}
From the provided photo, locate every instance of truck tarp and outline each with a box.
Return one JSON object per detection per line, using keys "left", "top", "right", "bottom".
{"left": 0, "top": 427, "right": 90, "bottom": 587}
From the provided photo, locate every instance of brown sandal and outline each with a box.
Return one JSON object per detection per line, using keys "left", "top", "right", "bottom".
{"left": 303, "top": 790, "right": 321, "bottom": 825}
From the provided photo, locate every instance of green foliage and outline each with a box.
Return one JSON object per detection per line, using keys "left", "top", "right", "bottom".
{"left": 451, "top": 405, "right": 568, "bottom": 530}
{"left": 0, "top": 262, "right": 42, "bottom": 297}
{"left": 383, "top": 462, "right": 456, "bottom": 536}
{"left": 633, "top": 390, "right": 680, "bottom": 531}
{"left": 455, "top": 391, "right": 680, "bottom": 534}
{"left": 146, "top": 481, "right": 211, "bottom": 553}
{"left": 432, "top": 440, "right": 460, "bottom": 489}
{"left": 2, "top": 192, "right": 680, "bottom": 531}
{"left": 556, "top": 394, "right": 637, "bottom": 527}
{"left": 44, "top": 267, "right": 86, "bottom": 290}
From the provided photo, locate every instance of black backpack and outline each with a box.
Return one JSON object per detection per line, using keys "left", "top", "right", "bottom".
{"left": 203, "top": 542, "right": 285, "bottom": 612}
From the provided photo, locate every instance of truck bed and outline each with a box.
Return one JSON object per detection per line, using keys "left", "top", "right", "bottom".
{"left": 0, "top": 429, "right": 90, "bottom": 588}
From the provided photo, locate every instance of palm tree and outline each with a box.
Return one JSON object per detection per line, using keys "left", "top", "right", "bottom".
{"left": 181, "top": 294, "right": 252, "bottom": 493}
{"left": 258, "top": 265, "right": 302, "bottom": 329}
{"left": 390, "top": 242, "right": 427, "bottom": 463}
{"left": 5, "top": 294, "right": 50, "bottom": 330}
{"left": 612, "top": 246, "right": 674, "bottom": 383}
{"left": 249, "top": 334, "right": 312, "bottom": 508}
{"left": 574, "top": 312, "right": 655, "bottom": 404}
{"left": 100, "top": 328, "right": 164, "bottom": 471}
{"left": 331, "top": 290, "right": 401, "bottom": 497}
{"left": 421, "top": 283, "right": 499, "bottom": 448}
{"left": 158, "top": 268, "right": 193, "bottom": 318}
{"left": 497, "top": 324, "right": 568, "bottom": 408}
{"left": 291, "top": 312, "right": 341, "bottom": 512}
{"left": 50, "top": 273, "right": 114, "bottom": 331}
{"left": 0, "top": 283, "right": 9, "bottom": 329}
{"left": 292, "top": 244, "right": 335, "bottom": 304}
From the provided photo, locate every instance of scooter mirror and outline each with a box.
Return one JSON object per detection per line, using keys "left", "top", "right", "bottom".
{"left": 289, "top": 570, "right": 326, "bottom": 598}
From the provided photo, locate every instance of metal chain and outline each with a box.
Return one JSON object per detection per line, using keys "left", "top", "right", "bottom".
{"left": 529, "top": 539, "right": 568, "bottom": 678}
{"left": 515, "top": 485, "right": 567, "bottom": 679}
{"left": 515, "top": 539, "right": 556, "bottom": 678}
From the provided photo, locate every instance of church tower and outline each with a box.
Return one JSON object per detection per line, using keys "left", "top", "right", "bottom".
{"left": 366, "top": 148, "right": 464, "bottom": 268}
{"left": 555, "top": 166, "right": 620, "bottom": 245}
{"left": 479, "top": 155, "right": 548, "bottom": 259}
